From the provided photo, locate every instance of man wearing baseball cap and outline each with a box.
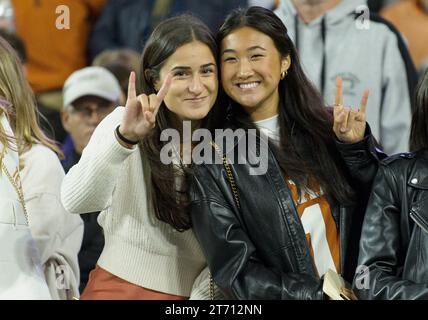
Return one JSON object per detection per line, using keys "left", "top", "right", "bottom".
{"left": 60, "top": 66, "right": 122, "bottom": 293}
{"left": 61, "top": 66, "right": 122, "bottom": 172}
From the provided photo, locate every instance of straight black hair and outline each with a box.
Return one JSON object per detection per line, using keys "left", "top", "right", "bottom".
{"left": 410, "top": 69, "right": 428, "bottom": 152}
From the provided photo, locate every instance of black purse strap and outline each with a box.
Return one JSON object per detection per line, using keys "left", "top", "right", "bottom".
{"left": 207, "top": 141, "right": 241, "bottom": 299}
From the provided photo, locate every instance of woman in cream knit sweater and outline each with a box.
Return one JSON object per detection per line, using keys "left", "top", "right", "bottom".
{"left": 61, "top": 15, "right": 222, "bottom": 299}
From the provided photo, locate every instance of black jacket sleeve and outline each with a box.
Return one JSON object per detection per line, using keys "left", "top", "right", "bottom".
{"left": 190, "top": 165, "right": 324, "bottom": 300}
{"left": 335, "top": 125, "right": 386, "bottom": 187}
{"left": 353, "top": 165, "right": 428, "bottom": 299}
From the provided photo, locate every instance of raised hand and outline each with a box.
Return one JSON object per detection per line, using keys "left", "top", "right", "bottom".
{"left": 118, "top": 71, "right": 171, "bottom": 143}
{"left": 333, "top": 77, "right": 369, "bottom": 144}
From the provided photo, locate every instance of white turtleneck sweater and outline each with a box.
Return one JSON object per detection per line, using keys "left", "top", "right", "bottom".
{"left": 60, "top": 107, "right": 208, "bottom": 298}
{"left": 254, "top": 114, "right": 280, "bottom": 144}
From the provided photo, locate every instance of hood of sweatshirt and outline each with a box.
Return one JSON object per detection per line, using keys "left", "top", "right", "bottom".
{"left": 276, "top": 0, "right": 368, "bottom": 28}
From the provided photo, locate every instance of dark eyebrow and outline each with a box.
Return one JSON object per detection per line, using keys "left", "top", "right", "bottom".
{"left": 171, "top": 66, "right": 191, "bottom": 72}
{"left": 221, "top": 48, "right": 236, "bottom": 55}
{"left": 171, "top": 63, "right": 215, "bottom": 72}
{"left": 222, "top": 46, "right": 267, "bottom": 55}
{"left": 248, "top": 46, "right": 266, "bottom": 52}
{"left": 200, "top": 63, "right": 216, "bottom": 69}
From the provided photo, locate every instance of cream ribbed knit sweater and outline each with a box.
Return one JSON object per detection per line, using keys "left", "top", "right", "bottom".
{"left": 60, "top": 107, "right": 208, "bottom": 297}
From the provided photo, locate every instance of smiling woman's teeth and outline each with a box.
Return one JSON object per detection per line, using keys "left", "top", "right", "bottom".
{"left": 238, "top": 82, "right": 258, "bottom": 89}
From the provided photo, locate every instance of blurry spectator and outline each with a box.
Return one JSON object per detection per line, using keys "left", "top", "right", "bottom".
{"left": 368, "top": 0, "right": 399, "bottom": 12}
{"left": 0, "top": 29, "right": 25, "bottom": 66}
{"left": 11, "top": 0, "right": 106, "bottom": 113}
{"left": 249, "top": 0, "right": 279, "bottom": 9}
{"left": 1, "top": 36, "right": 83, "bottom": 299}
{"left": 0, "top": 28, "right": 68, "bottom": 151}
{"left": 381, "top": 0, "right": 428, "bottom": 70}
{"left": 0, "top": 0, "right": 14, "bottom": 32}
{"left": 92, "top": 48, "right": 140, "bottom": 98}
{"left": 275, "top": 0, "right": 418, "bottom": 154}
{"left": 61, "top": 66, "right": 121, "bottom": 292}
{"left": 88, "top": 0, "right": 246, "bottom": 60}
{"left": 420, "top": 58, "right": 428, "bottom": 80}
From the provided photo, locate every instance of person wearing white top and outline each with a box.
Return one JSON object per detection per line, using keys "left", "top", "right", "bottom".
{"left": 20, "top": 144, "right": 83, "bottom": 299}
{"left": 0, "top": 112, "right": 51, "bottom": 299}
{"left": 61, "top": 15, "right": 223, "bottom": 299}
{"left": 0, "top": 36, "right": 82, "bottom": 299}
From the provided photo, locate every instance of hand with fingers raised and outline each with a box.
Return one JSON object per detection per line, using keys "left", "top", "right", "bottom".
{"left": 116, "top": 71, "right": 172, "bottom": 147}
{"left": 333, "top": 76, "right": 369, "bottom": 144}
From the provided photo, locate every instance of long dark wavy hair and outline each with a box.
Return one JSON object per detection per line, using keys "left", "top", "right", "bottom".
{"left": 217, "top": 7, "right": 355, "bottom": 204}
{"left": 139, "top": 15, "right": 222, "bottom": 231}
{"left": 410, "top": 69, "right": 428, "bottom": 152}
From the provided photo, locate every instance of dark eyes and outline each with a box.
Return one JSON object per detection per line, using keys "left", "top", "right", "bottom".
{"left": 201, "top": 67, "right": 214, "bottom": 75}
{"left": 173, "top": 68, "right": 214, "bottom": 78}
{"left": 174, "top": 71, "right": 188, "bottom": 77}
{"left": 223, "top": 57, "right": 237, "bottom": 63}
{"left": 223, "top": 54, "right": 264, "bottom": 62}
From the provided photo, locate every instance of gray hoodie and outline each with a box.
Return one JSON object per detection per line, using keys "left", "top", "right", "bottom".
{"left": 275, "top": 0, "right": 417, "bottom": 154}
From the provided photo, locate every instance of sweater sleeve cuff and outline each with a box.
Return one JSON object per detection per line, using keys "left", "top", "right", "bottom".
{"left": 94, "top": 123, "right": 138, "bottom": 165}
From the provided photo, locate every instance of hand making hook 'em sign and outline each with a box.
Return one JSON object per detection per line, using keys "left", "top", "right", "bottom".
{"left": 333, "top": 76, "right": 369, "bottom": 144}
{"left": 118, "top": 71, "right": 172, "bottom": 144}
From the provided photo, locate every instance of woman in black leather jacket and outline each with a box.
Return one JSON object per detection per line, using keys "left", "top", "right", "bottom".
{"left": 354, "top": 69, "right": 428, "bottom": 300}
{"left": 189, "top": 7, "right": 384, "bottom": 300}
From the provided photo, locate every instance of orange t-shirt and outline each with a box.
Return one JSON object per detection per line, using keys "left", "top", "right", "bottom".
{"left": 286, "top": 179, "right": 340, "bottom": 277}
{"left": 12, "top": 0, "right": 106, "bottom": 93}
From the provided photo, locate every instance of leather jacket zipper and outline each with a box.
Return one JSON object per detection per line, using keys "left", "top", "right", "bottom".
{"left": 410, "top": 210, "right": 428, "bottom": 234}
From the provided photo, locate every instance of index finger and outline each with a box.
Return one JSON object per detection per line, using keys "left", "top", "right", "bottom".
{"left": 359, "top": 89, "right": 369, "bottom": 114}
{"left": 127, "top": 71, "right": 136, "bottom": 100}
{"left": 335, "top": 76, "right": 343, "bottom": 106}
{"left": 156, "top": 72, "right": 172, "bottom": 101}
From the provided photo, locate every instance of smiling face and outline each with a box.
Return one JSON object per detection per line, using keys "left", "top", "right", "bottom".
{"left": 220, "top": 26, "right": 290, "bottom": 121}
{"left": 157, "top": 41, "right": 218, "bottom": 122}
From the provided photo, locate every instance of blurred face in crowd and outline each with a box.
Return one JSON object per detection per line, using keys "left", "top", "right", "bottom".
{"left": 220, "top": 27, "right": 290, "bottom": 121}
{"left": 156, "top": 41, "right": 218, "bottom": 122}
{"left": 292, "top": 0, "right": 336, "bottom": 6}
{"left": 61, "top": 95, "right": 116, "bottom": 154}
{"left": 292, "top": 0, "right": 341, "bottom": 22}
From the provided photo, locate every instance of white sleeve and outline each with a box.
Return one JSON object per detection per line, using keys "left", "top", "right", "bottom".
{"left": 21, "top": 145, "right": 84, "bottom": 300}
{"left": 61, "top": 107, "right": 137, "bottom": 214}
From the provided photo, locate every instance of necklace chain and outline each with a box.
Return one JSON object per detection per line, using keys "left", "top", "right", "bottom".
{"left": 1, "top": 160, "right": 29, "bottom": 225}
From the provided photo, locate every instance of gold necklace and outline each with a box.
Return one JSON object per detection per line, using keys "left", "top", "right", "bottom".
{"left": 1, "top": 161, "right": 29, "bottom": 225}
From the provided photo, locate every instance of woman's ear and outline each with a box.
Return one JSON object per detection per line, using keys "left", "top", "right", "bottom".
{"left": 281, "top": 55, "right": 291, "bottom": 74}
{"left": 144, "top": 69, "right": 160, "bottom": 92}
{"left": 153, "top": 82, "right": 160, "bottom": 93}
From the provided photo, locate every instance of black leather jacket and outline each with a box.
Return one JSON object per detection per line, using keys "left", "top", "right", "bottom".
{"left": 190, "top": 129, "right": 383, "bottom": 300}
{"left": 354, "top": 150, "right": 428, "bottom": 300}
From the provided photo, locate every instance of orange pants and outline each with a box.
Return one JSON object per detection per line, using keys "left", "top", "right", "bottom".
{"left": 81, "top": 265, "right": 188, "bottom": 300}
